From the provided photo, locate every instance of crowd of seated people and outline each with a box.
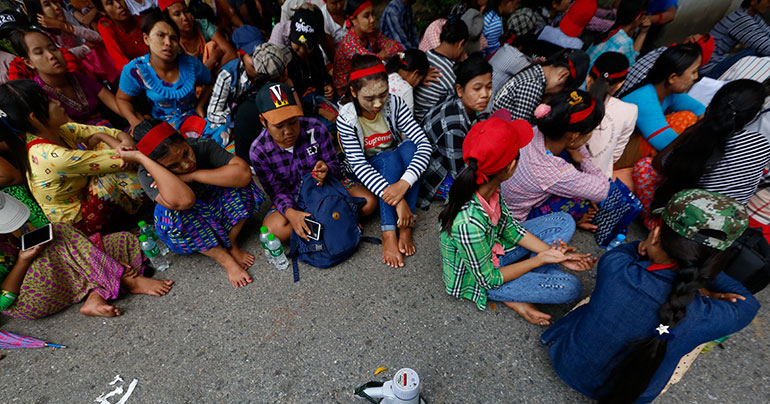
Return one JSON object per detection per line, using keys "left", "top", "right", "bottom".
{"left": 0, "top": 0, "right": 767, "bottom": 402}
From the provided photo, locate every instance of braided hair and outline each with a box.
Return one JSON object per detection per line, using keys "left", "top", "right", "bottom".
{"left": 651, "top": 79, "right": 766, "bottom": 211}
{"left": 598, "top": 224, "right": 737, "bottom": 403}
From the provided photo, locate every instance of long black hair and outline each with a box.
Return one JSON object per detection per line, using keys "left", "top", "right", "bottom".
{"left": 132, "top": 118, "right": 186, "bottom": 161}
{"left": 340, "top": 54, "right": 388, "bottom": 116}
{"left": 0, "top": 80, "right": 52, "bottom": 175}
{"left": 439, "top": 158, "right": 484, "bottom": 234}
{"left": 536, "top": 89, "right": 605, "bottom": 140}
{"left": 517, "top": 48, "right": 589, "bottom": 91}
{"left": 623, "top": 43, "right": 701, "bottom": 96}
{"left": 650, "top": 79, "right": 766, "bottom": 211}
{"left": 598, "top": 223, "right": 737, "bottom": 403}
{"left": 592, "top": 0, "right": 650, "bottom": 45}
{"left": 385, "top": 49, "right": 429, "bottom": 76}
{"left": 587, "top": 51, "right": 629, "bottom": 103}
{"left": 8, "top": 26, "right": 51, "bottom": 58}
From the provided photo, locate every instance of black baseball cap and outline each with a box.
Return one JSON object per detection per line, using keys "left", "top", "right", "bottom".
{"left": 289, "top": 8, "right": 323, "bottom": 49}
{"left": 257, "top": 82, "right": 304, "bottom": 125}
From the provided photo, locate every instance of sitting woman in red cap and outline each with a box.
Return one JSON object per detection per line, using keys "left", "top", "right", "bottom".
{"left": 492, "top": 48, "right": 589, "bottom": 124}
{"left": 116, "top": 12, "right": 230, "bottom": 146}
{"left": 501, "top": 89, "right": 609, "bottom": 230}
{"left": 337, "top": 55, "right": 432, "bottom": 268}
{"left": 93, "top": 0, "right": 149, "bottom": 73}
{"left": 332, "top": 0, "right": 403, "bottom": 96}
{"left": 10, "top": 28, "right": 125, "bottom": 127}
{"left": 118, "top": 119, "right": 266, "bottom": 289}
{"left": 439, "top": 109, "right": 595, "bottom": 325}
{"left": 161, "top": 0, "right": 237, "bottom": 73}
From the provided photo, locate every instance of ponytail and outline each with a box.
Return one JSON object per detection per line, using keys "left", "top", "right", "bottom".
{"left": 651, "top": 79, "right": 766, "bottom": 211}
{"left": 588, "top": 52, "right": 629, "bottom": 103}
{"left": 439, "top": 158, "right": 481, "bottom": 234}
{"left": 385, "top": 49, "right": 429, "bottom": 76}
{"left": 598, "top": 225, "right": 736, "bottom": 403}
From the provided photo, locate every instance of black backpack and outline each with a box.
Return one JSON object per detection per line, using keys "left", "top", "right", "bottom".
{"left": 724, "top": 227, "right": 770, "bottom": 294}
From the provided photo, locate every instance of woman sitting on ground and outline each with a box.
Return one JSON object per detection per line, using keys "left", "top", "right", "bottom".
{"left": 621, "top": 43, "right": 705, "bottom": 154}
{"left": 418, "top": 54, "right": 493, "bottom": 209}
{"left": 584, "top": 52, "right": 638, "bottom": 184}
{"left": 634, "top": 80, "right": 770, "bottom": 229}
{"left": 337, "top": 55, "right": 432, "bottom": 268}
{"left": 501, "top": 90, "right": 609, "bottom": 230}
{"left": 542, "top": 189, "right": 759, "bottom": 403}
{"left": 492, "top": 49, "right": 589, "bottom": 123}
{"left": 119, "top": 119, "right": 266, "bottom": 288}
{"left": 94, "top": 0, "right": 149, "bottom": 72}
{"left": 0, "top": 80, "right": 146, "bottom": 235}
{"left": 332, "top": 0, "right": 403, "bottom": 96}
{"left": 10, "top": 28, "right": 124, "bottom": 127}
{"left": 116, "top": 11, "right": 229, "bottom": 146}
{"left": 0, "top": 193, "right": 173, "bottom": 319}
{"left": 439, "top": 110, "right": 595, "bottom": 325}
{"left": 25, "top": 0, "right": 119, "bottom": 83}
{"left": 161, "top": 0, "right": 237, "bottom": 73}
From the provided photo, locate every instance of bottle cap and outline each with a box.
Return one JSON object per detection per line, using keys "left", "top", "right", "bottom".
{"left": 267, "top": 234, "right": 275, "bottom": 241}
{"left": 617, "top": 234, "right": 626, "bottom": 241}
{"left": 138, "top": 221, "right": 146, "bottom": 227}
{"left": 261, "top": 226, "right": 269, "bottom": 233}
{"left": 139, "top": 235, "right": 148, "bottom": 242}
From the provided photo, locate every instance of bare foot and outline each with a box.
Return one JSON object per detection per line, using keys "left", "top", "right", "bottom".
{"left": 225, "top": 262, "right": 253, "bottom": 288}
{"left": 230, "top": 246, "right": 255, "bottom": 269}
{"left": 80, "top": 292, "right": 121, "bottom": 317}
{"left": 382, "top": 230, "right": 404, "bottom": 268}
{"left": 503, "top": 302, "right": 552, "bottom": 326}
{"left": 122, "top": 275, "right": 174, "bottom": 296}
{"left": 398, "top": 227, "right": 416, "bottom": 256}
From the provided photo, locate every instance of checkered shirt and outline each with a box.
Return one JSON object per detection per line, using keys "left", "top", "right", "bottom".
{"left": 249, "top": 117, "right": 341, "bottom": 215}
{"left": 440, "top": 194, "right": 527, "bottom": 311}
{"left": 618, "top": 46, "right": 666, "bottom": 97}
{"left": 492, "top": 66, "right": 547, "bottom": 123}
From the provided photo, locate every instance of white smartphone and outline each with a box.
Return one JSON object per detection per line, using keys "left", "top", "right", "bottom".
{"left": 21, "top": 223, "right": 53, "bottom": 251}
{"left": 304, "top": 218, "right": 322, "bottom": 241}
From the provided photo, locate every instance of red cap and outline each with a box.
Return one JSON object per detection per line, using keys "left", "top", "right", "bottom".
{"left": 695, "top": 34, "right": 715, "bottom": 66}
{"left": 463, "top": 109, "right": 534, "bottom": 185}
{"left": 560, "top": 0, "right": 597, "bottom": 38}
{"left": 158, "top": 0, "right": 183, "bottom": 11}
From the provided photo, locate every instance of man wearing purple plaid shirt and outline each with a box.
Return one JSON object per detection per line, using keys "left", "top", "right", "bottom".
{"left": 250, "top": 82, "right": 374, "bottom": 242}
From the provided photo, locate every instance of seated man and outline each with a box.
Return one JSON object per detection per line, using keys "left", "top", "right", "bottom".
{"left": 249, "top": 82, "right": 376, "bottom": 242}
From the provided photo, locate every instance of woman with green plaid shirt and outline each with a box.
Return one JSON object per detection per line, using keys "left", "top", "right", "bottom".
{"left": 439, "top": 110, "right": 595, "bottom": 326}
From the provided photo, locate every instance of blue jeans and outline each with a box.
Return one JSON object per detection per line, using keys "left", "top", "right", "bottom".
{"left": 486, "top": 212, "right": 582, "bottom": 304}
{"left": 368, "top": 141, "right": 419, "bottom": 231}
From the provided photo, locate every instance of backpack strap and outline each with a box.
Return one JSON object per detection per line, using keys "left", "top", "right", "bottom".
{"left": 361, "top": 236, "right": 382, "bottom": 245}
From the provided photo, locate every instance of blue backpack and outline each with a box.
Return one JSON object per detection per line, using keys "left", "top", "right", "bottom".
{"left": 289, "top": 174, "right": 373, "bottom": 281}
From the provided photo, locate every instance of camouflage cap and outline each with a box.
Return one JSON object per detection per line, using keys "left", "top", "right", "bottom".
{"left": 654, "top": 189, "right": 748, "bottom": 251}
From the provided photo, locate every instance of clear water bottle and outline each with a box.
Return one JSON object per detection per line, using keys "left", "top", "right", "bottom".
{"left": 139, "top": 235, "right": 169, "bottom": 271}
{"left": 266, "top": 234, "right": 289, "bottom": 270}
{"left": 259, "top": 226, "right": 274, "bottom": 265}
{"left": 138, "top": 220, "right": 169, "bottom": 256}
{"left": 606, "top": 234, "right": 627, "bottom": 251}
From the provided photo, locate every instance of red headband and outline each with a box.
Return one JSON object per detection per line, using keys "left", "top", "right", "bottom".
{"left": 137, "top": 121, "right": 178, "bottom": 156}
{"left": 591, "top": 65, "right": 628, "bottom": 80}
{"left": 351, "top": 1, "right": 372, "bottom": 19}
{"left": 569, "top": 99, "right": 596, "bottom": 124}
{"left": 350, "top": 63, "right": 386, "bottom": 81}
{"left": 568, "top": 59, "right": 576, "bottom": 80}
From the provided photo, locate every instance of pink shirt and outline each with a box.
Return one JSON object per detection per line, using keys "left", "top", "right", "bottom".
{"left": 501, "top": 128, "right": 610, "bottom": 221}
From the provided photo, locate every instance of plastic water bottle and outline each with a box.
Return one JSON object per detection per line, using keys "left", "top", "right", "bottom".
{"left": 138, "top": 220, "right": 169, "bottom": 256}
{"left": 139, "top": 235, "right": 169, "bottom": 271}
{"left": 266, "top": 234, "right": 289, "bottom": 270}
{"left": 606, "top": 234, "right": 627, "bottom": 251}
{"left": 259, "top": 226, "right": 274, "bottom": 265}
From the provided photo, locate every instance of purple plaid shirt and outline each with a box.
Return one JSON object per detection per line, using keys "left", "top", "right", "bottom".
{"left": 249, "top": 117, "right": 341, "bottom": 215}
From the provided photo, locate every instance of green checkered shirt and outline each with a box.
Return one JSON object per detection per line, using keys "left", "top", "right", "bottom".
{"left": 440, "top": 194, "right": 527, "bottom": 310}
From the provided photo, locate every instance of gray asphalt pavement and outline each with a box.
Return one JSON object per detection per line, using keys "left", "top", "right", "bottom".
{"left": 1, "top": 203, "right": 768, "bottom": 403}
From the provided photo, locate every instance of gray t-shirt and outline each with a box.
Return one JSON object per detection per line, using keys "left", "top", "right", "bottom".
{"left": 138, "top": 138, "right": 234, "bottom": 202}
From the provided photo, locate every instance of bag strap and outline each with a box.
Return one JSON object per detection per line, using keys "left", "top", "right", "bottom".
{"left": 353, "top": 381, "right": 384, "bottom": 404}
{"left": 362, "top": 236, "right": 382, "bottom": 245}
